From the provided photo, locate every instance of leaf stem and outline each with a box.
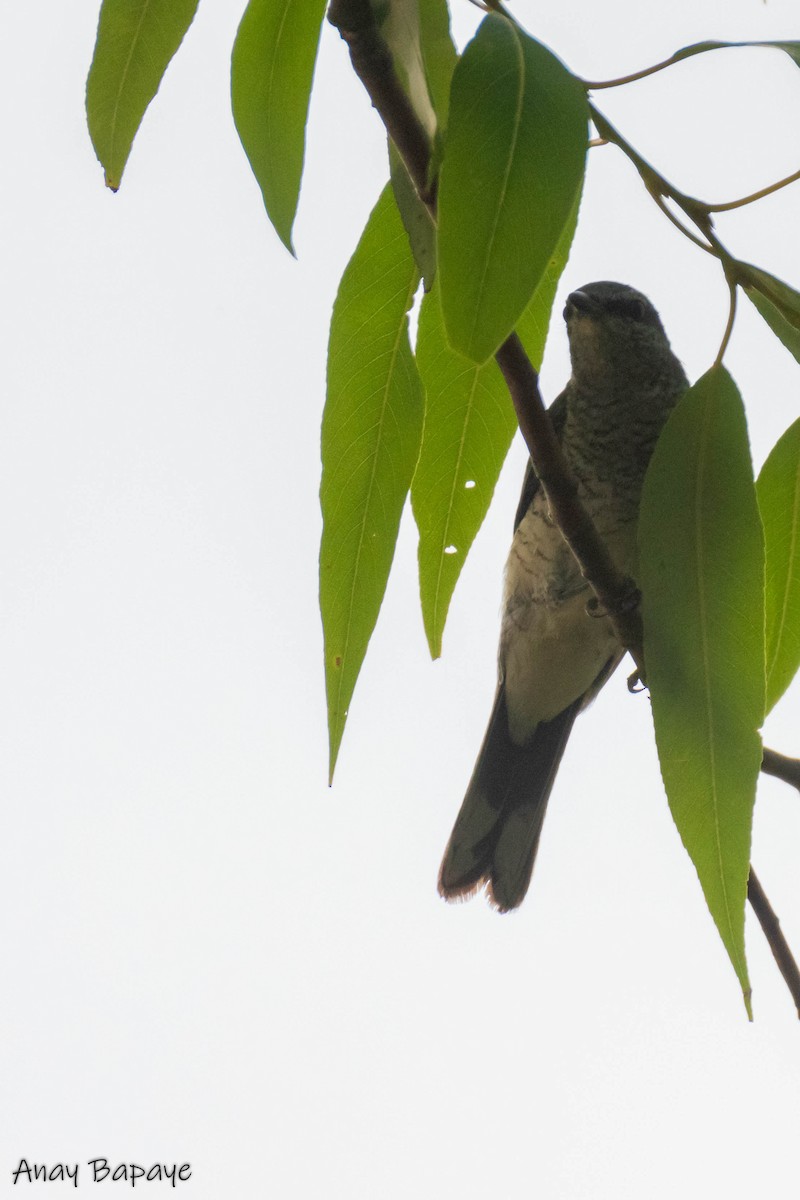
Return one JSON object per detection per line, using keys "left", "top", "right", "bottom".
{"left": 714, "top": 275, "right": 738, "bottom": 366}
{"left": 707, "top": 168, "right": 800, "bottom": 213}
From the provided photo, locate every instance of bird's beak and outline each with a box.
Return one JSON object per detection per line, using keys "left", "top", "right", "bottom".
{"left": 563, "top": 290, "right": 598, "bottom": 321}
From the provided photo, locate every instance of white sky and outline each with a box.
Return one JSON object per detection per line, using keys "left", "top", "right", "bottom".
{"left": 2, "top": 1, "right": 800, "bottom": 1197}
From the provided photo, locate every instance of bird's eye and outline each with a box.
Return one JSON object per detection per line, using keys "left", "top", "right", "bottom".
{"left": 607, "top": 297, "right": 647, "bottom": 322}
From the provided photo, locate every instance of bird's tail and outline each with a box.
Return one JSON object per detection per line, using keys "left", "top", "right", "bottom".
{"left": 438, "top": 686, "right": 581, "bottom": 912}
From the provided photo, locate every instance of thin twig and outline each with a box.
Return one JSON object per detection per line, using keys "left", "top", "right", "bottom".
{"left": 748, "top": 867, "right": 800, "bottom": 1018}
{"left": 582, "top": 50, "right": 691, "bottom": 91}
{"left": 589, "top": 104, "right": 743, "bottom": 261}
{"left": 762, "top": 747, "right": 800, "bottom": 794}
{"left": 645, "top": 187, "right": 716, "bottom": 255}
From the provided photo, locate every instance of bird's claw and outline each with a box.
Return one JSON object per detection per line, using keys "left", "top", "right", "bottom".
{"left": 627, "top": 669, "right": 645, "bottom": 693}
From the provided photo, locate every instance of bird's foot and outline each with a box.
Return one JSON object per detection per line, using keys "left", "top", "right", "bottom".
{"left": 627, "top": 668, "right": 646, "bottom": 694}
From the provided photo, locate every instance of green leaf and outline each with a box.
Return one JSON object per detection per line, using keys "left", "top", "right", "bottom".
{"left": 757, "top": 418, "right": 800, "bottom": 712}
{"left": 231, "top": 0, "right": 327, "bottom": 252}
{"left": 639, "top": 367, "right": 765, "bottom": 1016}
{"left": 412, "top": 186, "right": 581, "bottom": 657}
{"left": 86, "top": 0, "right": 199, "bottom": 190}
{"left": 740, "top": 264, "right": 800, "bottom": 365}
{"left": 321, "top": 186, "right": 423, "bottom": 780}
{"left": 412, "top": 285, "right": 517, "bottom": 658}
{"left": 437, "top": 14, "right": 587, "bottom": 364}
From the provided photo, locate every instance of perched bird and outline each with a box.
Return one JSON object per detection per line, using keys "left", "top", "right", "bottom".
{"left": 438, "top": 281, "right": 689, "bottom": 912}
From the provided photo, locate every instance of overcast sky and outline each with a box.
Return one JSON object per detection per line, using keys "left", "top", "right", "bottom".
{"left": 2, "top": 1, "right": 800, "bottom": 1197}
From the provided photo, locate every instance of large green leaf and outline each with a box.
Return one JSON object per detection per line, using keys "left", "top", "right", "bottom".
{"left": 412, "top": 187, "right": 581, "bottom": 658}
{"left": 740, "top": 264, "right": 800, "bottom": 365}
{"left": 757, "top": 418, "right": 800, "bottom": 712}
{"left": 639, "top": 367, "right": 765, "bottom": 1016}
{"left": 437, "top": 14, "right": 587, "bottom": 364}
{"left": 231, "top": 0, "right": 327, "bottom": 252}
{"left": 86, "top": 0, "right": 199, "bottom": 190}
{"left": 321, "top": 186, "right": 423, "bottom": 780}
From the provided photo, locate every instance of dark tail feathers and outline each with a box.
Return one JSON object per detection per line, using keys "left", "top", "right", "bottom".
{"left": 438, "top": 687, "right": 580, "bottom": 912}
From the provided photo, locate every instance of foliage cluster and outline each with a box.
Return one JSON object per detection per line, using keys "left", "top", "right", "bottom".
{"left": 85, "top": 0, "right": 800, "bottom": 1013}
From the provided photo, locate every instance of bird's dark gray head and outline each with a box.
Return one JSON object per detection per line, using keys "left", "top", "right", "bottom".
{"left": 563, "top": 281, "right": 678, "bottom": 391}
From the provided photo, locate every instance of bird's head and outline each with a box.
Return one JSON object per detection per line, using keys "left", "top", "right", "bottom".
{"left": 563, "top": 281, "right": 674, "bottom": 389}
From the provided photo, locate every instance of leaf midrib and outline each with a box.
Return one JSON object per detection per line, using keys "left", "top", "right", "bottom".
{"left": 106, "top": 0, "right": 153, "bottom": 176}
{"left": 694, "top": 387, "right": 744, "bottom": 979}
{"left": 466, "top": 23, "right": 526, "bottom": 355}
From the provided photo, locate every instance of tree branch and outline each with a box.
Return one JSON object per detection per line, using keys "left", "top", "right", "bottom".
{"left": 762, "top": 747, "right": 800, "bottom": 794}
{"left": 327, "top": 0, "right": 646, "bottom": 668}
{"left": 747, "top": 867, "right": 800, "bottom": 1018}
{"left": 327, "top": 0, "right": 434, "bottom": 205}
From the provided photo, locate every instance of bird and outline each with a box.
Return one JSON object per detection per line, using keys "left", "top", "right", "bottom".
{"left": 438, "top": 281, "right": 689, "bottom": 912}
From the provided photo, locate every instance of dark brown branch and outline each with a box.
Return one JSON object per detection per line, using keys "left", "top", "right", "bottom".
{"left": 748, "top": 867, "right": 800, "bottom": 1018}
{"left": 328, "top": 0, "right": 645, "bottom": 668}
{"left": 494, "top": 336, "right": 644, "bottom": 659}
{"left": 327, "top": 0, "right": 435, "bottom": 206}
{"left": 762, "top": 747, "right": 800, "bottom": 794}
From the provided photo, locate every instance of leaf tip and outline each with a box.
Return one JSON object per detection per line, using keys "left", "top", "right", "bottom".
{"left": 327, "top": 729, "right": 342, "bottom": 786}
